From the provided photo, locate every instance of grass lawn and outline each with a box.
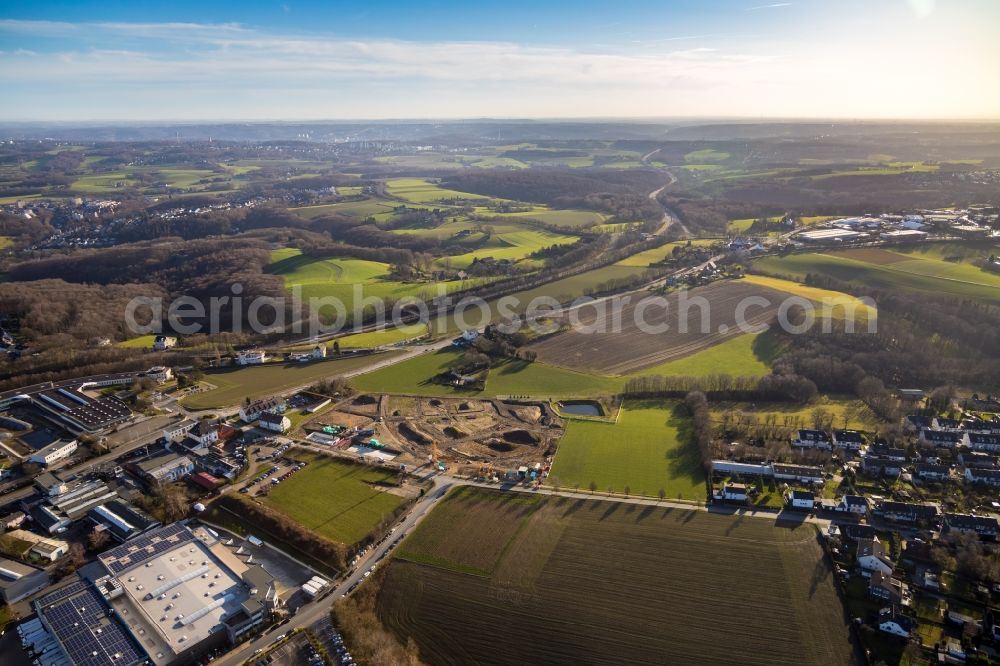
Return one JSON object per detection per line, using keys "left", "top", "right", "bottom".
{"left": 386, "top": 178, "right": 488, "bottom": 203}
{"left": 336, "top": 324, "right": 428, "bottom": 348}
{"left": 632, "top": 330, "right": 781, "bottom": 378}
{"left": 685, "top": 148, "right": 730, "bottom": 163}
{"left": 263, "top": 452, "right": 404, "bottom": 545}
{"left": 119, "top": 334, "right": 157, "bottom": 349}
{"left": 435, "top": 228, "right": 578, "bottom": 269}
{"left": 709, "top": 396, "right": 881, "bottom": 431}
{"left": 548, "top": 400, "right": 704, "bottom": 499}
{"left": 181, "top": 352, "right": 401, "bottom": 409}
{"left": 0, "top": 236, "right": 13, "bottom": 250}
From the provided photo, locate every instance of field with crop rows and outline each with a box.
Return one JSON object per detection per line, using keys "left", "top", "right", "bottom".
{"left": 377, "top": 487, "right": 856, "bottom": 666}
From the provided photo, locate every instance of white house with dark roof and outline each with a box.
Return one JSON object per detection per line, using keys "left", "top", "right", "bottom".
{"left": 833, "top": 429, "right": 864, "bottom": 450}
{"left": 792, "top": 429, "right": 832, "bottom": 450}
{"left": 258, "top": 411, "right": 290, "bottom": 433}
{"left": 943, "top": 513, "right": 1000, "bottom": 538}
{"left": 857, "top": 537, "right": 894, "bottom": 575}
{"left": 878, "top": 607, "right": 913, "bottom": 638}
{"left": 788, "top": 490, "right": 815, "bottom": 510}
{"left": 239, "top": 396, "right": 286, "bottom": 423}
{"left": 968, "top": 432, "right": 1000, "bottom": 453}
{"left": 965, "top": 467, "right": 1000, "bottom": 487}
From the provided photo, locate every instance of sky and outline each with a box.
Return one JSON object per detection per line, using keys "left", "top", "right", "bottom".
{"left": 1, "top": 0, "right": 999, "bottom": 122}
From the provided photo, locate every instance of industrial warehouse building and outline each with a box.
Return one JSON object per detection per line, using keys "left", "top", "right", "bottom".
{"left": 26, "top": 523, "right": 281, "bottom": 666}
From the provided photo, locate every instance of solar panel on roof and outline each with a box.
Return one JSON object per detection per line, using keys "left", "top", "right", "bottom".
{"left": 37, "top": 582, "right": 146, "bottom": 666}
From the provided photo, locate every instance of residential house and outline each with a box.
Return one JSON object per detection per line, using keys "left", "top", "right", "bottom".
{"left": 904, "top": 415, "right": 932, "bottom": 433}
{"left": 836, "top": 495, "right": 870, "bottom": 515}
{"left": 152, "top": 335, "right": 176, "bottom": 351}
{"left": 933, "top": 416, "right": 962, "bottom": 430}
{"left": 968, "top": 432, "right": 1000, "bottom": 453}
{"left": 236, "top": 348, "right": 266, "bottom": 365}
{"left": 875, "top": 500, "right": 940, "bottom": 524}
{"left": 788, "top": 490, "right": 815, "bottom": 510}
{"left": 943, "top": 513, "right": 1000, "bottom": 539}
{"left": 792, "top": 429, "right": 832, "bottom": 450}
{"left": 965, "top": 467, "right": 1000, "bottom": 487}
{"left": 920, "top": 429, "right": 966, "bottom": 449}
{"left": 958, "top": 451, "right": 998, "bottom": 469}
{"left": 867, "top": 445, "right": 907, "bottom": 461}
{"left": 869, "top": 570, "right": 909, "bottom": 605}
{"left": 6, "top": 530, "right": 69, "bottom": 562}
{"left": 914, "top": 462, "right": 951, "bottom": 482}
{"left": 239, "top": 396, "right": 286, "bottom": 423}
{"left": 840, "top": 523, "right": 877, "bottom": 542}
{"left": 878, "top": 607, "right": 914, "bottom": 638}
{"left": 861, "top": 455, "right": 904, "bottom": 478}
{"left": 258, "top": 411, "right": 291, "bottom": 433}
{"left": 771, "top": 463, "right": 825, "bottom": 484}
{"left": 857, "top": 537, "right": 894, "bottom": 575}
{"left": 833, "top": 429, "right": 865, "bottom": 451}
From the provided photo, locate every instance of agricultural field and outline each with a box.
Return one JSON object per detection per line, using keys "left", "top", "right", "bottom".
{"left": 181, "top": 352, "right": 401, "bottom": 409}
{"left": 263, "top": 452, "right": 404, "bottom": 545}
{"left": 386, "top": 178, "right": 489, "bottom": 203}
{"left": 614, "top": 239, "right": 717, "bottom": 267}
{"left": 685, "top": 148, "right": 731, "bottom": 163}
{"left": 526, "top": 279, "right": 792, "bottom": 375}
{"left": 631, "top": 329, "right": 781, "bottom": 378}
{"left": 291, "top": 199, "right": 397, "bottom": 220}
{"left": 377, "top": 487, "right": 855, "bottom": 666}
{"left": 434, "top": 227, "right": 578, "bottom": 269}
{"left": 549, "top": 400, "right": 702, "bottom": 497}
{"left": 753, "top": 246, "right": 1000, "bottom": 305}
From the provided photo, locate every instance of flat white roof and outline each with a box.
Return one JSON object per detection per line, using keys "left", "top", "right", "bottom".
{"left": 110, "top": 530, "right": 248, "bottom": 665}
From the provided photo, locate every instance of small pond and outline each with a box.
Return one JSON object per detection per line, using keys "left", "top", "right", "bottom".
{"left": 558, "top": 400, "right": 604, "bottom": 417}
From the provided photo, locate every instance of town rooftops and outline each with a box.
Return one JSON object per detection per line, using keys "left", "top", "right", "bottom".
{"left": 905, "top": 415, "right": 932, "bottom": 429}
{"left": 865, "top": 446, "right": 907, "bottom": 460}
{"left": 857, "top": 537, "right": 888, "bottom": 560}
{"left": 968, "top": 432, "right": 1000, "bottom": 448}
{"left": 921, "top": 429, "right": 964, "bottom": 444}
{"left": 833, "top": 429, "right": 864, "bottom": 444}
{"left": 796, "top": 429, "right": 831, "bottom": 442}
{"left": 914, "top": 462, "right": 950, "bottom": 476}
{"left": 791, "top": 490, "right": 815, "bottom": 501}
{"left": 258, "top": 411, "right": 286, "bottom": 425}
{"left": 842, "top": 495, "right": 869, "bottom": 509}
{"left": 771, "top": 463, "right": 825, "bottom": 478}
{"left": 966, "top": 467, "right": 1000, "bottom": 482}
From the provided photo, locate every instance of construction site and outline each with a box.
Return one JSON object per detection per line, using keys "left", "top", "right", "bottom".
{"left": 299, "top": 394, "right": 564, "bottom": 478}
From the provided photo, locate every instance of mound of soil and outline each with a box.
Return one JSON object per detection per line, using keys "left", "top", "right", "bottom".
{"left": 443, "top": 426, "right": 467, "bottom": 439}
{"left": 429, "top": 399, "right": 443, "bottom": 407}
{"left": 353, "top": 394, "right": 378, "bottom": 405}
{"left": 503, "top": 429, "right": 540, "bottom": 445}
{"left": 511, "top": 406, "right": 542, "bottom": 424}
{"left": 399, "top": 421, "right": 433, "bottom": 445}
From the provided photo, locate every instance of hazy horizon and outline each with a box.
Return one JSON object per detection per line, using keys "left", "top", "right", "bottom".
{"left": 3, "top": 0, "right": 999, "bottom": 122}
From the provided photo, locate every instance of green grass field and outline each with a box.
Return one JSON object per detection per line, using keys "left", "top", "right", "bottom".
{"left": 336, "top": 324, "right": 427, "bottom": 348}
{"left": 548, "top": 400, "right": 703, "bottom": 498}
{"left": 435, "top": 228, "right": 578, "bottom": 268}
{"left": 263, "top": 452, "right": 404, "bottom": 545}
{"left": 685, "top": 148, "right": 730, "bottom": 163}
{"left": 181, "top": 352, "right": 402, "bottom": 409}
{"left": 632, "top": 330, "right": 780, "bottom": 378}
{"left": 269, "top": 248, "right": 453, "bottom": 310}
{"left": 0, "top": 236, "right": 14, "bottom": 250}
{"left": 754, "top": 249, "right": 1000, "bottom": 305}
{"left": 291, "top": 200, "right": 396, "bottom": 220}
{"left": 119, "top": 334, "right": 157, "bottom": 349}
{"left": 386, "top": 178, "right": 488, "bottom": 203}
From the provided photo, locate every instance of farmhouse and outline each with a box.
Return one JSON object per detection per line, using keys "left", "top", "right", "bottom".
{"left": 258, "top": 411, "right": 291, "bottom": 433}
{"left": 942, "top": 513, "right": 1000, "bottom": 538}
{"left": 878, "top": 607, "right": 914, "bottom": 638}
{"left": 869, "top": 570, "right": 909, "bottom": 605}
{"left": 240, "top": 396, "right": 286, "bottom": 422}
{"left": 788, "top": 490, "right": 815, "bottom": 510}
{"left": 874, "top": 500, "right": 939, "bottom": 524}
{"left": 857, "top": 537, "right": 894, "bottom": 575}
{"left": 792, "top": 429, "right": 832, "bottom": 450}
{"left": 965, "top": 467, "right": 1000, "bottom": 486}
